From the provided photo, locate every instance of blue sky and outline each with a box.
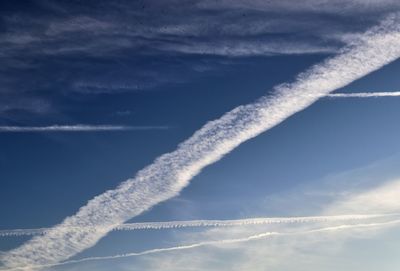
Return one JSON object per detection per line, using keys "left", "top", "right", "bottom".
{"left": 1, "top": 1, "right": 400, "bottom": 270}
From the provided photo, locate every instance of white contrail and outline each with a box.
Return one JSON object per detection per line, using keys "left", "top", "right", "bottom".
{"left": 4, "top": 219, "right": 400, "bottom": 271}
{"left": 2, "top": 14, "right": 400, "bottom": 270}
{"left": 0, "top": 125, "right": 168, "bottom": 132}
{"left": 0, "top": 214, "right": 397, "bottom": 237}
{"left": 327, "top": 91, "right": 400, "bottom": 98}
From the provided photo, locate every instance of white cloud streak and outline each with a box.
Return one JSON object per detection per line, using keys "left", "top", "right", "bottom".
{"left": 0, "top": 125, "right": 168, "bottom": 132}
{"left": 327, "top": 91, "right": 400, "bottom": 98}
{"left": 2, "top": 14, "right": 400, "bottom": 270}
{"left": 159, "top": 40, "right": 337, "bottom": 57}
{"left": 1, "top": 214, "right": 395, "bottom": 237}
{"left": 198, "top": 0, "right": 400, "bottom": 14}
{"left": 4, "top": 219, "right": 400, "bottom": 271}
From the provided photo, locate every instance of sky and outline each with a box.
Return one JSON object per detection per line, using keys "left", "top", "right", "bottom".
{"left": 1, "top": 1, "right": 400, "bottom": 270}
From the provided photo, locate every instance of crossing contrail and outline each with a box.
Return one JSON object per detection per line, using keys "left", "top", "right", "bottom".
{"left": 3, "top": 219, "right": 399, "bottom": 271}
{"left": 2, "top": 14, "right": 400, "bottom": 270}
{"left": 327, "top": 91, "right": 400, "bottom": 98}
{"left": 0, "top": 125, "right": 168, "bottom": 132}
{"left": 1, "top": 213, "right": 395, "bottom": 237}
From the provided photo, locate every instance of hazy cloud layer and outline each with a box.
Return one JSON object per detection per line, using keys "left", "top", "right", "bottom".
{"left": 1, "top": 0, "right": 400, "bottom": 115}
{"left": 126, "top": 162, "right": 400, "bottom": 271}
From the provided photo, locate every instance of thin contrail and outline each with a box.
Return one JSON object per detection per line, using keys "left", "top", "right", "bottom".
{"left": 4, "top": 219, "right": 400, "bottom": 271}
{"left": 327, "top": 91, "right": 400, "bottom": 98}
{"left": 2, "top": 14, "right": 400, "bottom": 270}
{"left": 0, "top": 214, "right": 397, "bottom": 237}
{"left": 0, "top": 125, "right": 168, "bottom": 132}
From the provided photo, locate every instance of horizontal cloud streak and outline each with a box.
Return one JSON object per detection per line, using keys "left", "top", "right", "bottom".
{"left": 0, "top": 125, "right": 168, "bottom": 132}
{"left": 5, "top": 219, "right": 400, "bottom": 271}
{"left": 327, "top": 91, "right": 400, "bottom": 98}
{"left": 2, "top": 14, "right": 400, "bottom": 270}
{"left": 198, "top": 0, "right": 400, "bottom": 14}
{"left": 1, "top": 214, "right": 395, "bottom": 237}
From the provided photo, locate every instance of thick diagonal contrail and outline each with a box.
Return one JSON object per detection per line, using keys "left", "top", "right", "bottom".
{"left": 2, "top": 14, "right": 400, "bottom": 270}
{"left": 0, "top": 214, "right": 396, "bottom": 237}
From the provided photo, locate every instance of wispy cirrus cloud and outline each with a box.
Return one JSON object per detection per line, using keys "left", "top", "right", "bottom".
{"left": 1, "top": 14, "right": 400, "bottom": 270}
{"left": 197, "top": 0, "right": 400, "bottom": 14}
{"left": 2, "top": 0, "right": 400, "bottom": 120}
{"left": 324, "top": 179, "right": 400, "bottom": 215}
{"left": 0, "top": 97, "right": 51, "bottom": 115}
{"left": 1, "top": 0, "right": 399, "bottom": 102}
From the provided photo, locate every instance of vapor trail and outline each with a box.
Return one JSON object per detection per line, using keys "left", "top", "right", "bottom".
{"left": 2, "top": 14, "right": 400, "bottom": 270}
{"left": 4, "top": 219, "right": 400, "bottom": 271}
{"left": 327, "top": 91, "right": 400, "bottom": 98}
{"left": 0, "top": 214, "right": 396, "bottom": 237}
{"left": 0, "top": 125, "right": 168, "bottom": 132}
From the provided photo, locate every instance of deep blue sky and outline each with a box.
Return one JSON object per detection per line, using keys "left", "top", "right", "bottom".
{"left": 1, "top": 1, "right": 400, "bottom": 270}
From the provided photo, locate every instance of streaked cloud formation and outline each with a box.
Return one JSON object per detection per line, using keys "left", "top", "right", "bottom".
{"left": 2, "top": 14, "right": 400, "bottom": 270}
{"left": 2, "top": 0, "right": 400, "bottom": 115}
{"left": 0, "top": 125, "right": 168, "bottom": 133}
{"left": 198, "top": 0, "right": 400, "bottom": 13}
